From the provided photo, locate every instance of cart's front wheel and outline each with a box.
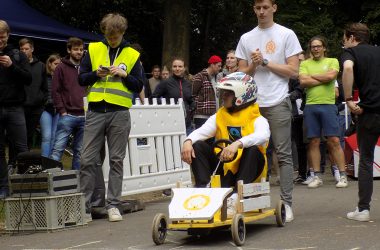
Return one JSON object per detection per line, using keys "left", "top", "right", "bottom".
{"left": 231, "top": 213, "right": 245, "bottom": 246}
{"left": 275, "top": 200, "right": 286, "bottom": 227}
{"left": 152, "top": 213, "right": 168, "bottom": 245}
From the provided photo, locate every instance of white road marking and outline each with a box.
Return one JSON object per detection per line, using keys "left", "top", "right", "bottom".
{"left": 245, "top": 247, "right": 317, "bottom": 250}
{"left": 63, "top": 240, "right": 102, "bottom": 249}
{"left": 169, "top": 246, "right": 184, "bottom": 250}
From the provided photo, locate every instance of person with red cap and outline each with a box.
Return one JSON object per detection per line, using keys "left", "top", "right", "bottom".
{"left": 192, "top": 55, "right": 222, "bottom": 129}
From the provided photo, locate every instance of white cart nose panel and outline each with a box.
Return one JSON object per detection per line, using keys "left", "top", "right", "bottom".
{"left": 169, "top": 188, "right": 232, "bottom": 220}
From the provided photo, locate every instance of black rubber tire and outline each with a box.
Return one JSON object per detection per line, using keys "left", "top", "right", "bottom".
{"left": 275, "top": 200, "right": 286, "bottom": 227}
{"left": 152, "top": 213, "right": 168, "bottom": 245}
{"left": 231, "top": 213, "right": 245, "bottom": 246}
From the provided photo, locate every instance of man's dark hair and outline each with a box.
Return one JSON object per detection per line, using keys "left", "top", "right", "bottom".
{"left": 67, "top": 37, "right": 84, "bottom": 50}
{"left": 19, "top": 38, "right": 34, "bottom": 48}
{"left": 308, "top": 35, "right": 328, "bottom": 56}
{"left": 344, "top": 23, "right": 370, "bottom": 44}
{"left": 151, "top": 65, "right": 160, "bottom": 71}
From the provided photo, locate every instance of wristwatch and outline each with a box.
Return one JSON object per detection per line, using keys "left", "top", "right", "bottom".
{"left": 262, "top": 59, "right": 269, "bottom": 67}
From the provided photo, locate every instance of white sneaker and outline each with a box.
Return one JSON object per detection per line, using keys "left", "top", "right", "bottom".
{"left": 336, "top": 175, "right": 348, "bottom": 188}
{"left": 107, "top": 207, "right": 123, "bottom": 222}
{"left": 302, "top": 176, "right": 314, "bottom": 185}
{"left": 227, "top": 193, "right": 238, "bottom": 218}
{"left": 285, "top": 204, "right": 294, "bottom": 222}
{"left": 347, "top": 207, "right": 370, "bottom": 222}
{"left": 308, "top": 176, "right": 323, "bottom": 188}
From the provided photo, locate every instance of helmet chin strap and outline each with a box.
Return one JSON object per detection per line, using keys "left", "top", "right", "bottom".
{"left": 227, "top": 99, "right": 256, "bottom": 113}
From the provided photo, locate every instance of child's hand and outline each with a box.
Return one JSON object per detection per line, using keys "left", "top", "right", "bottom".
{"left": 220, "top": 141, "right": 242, "bottom": 162}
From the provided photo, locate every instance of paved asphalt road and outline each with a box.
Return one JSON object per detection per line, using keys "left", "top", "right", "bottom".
{"left": 1, "top": 174, "right": 379, "bottom": 250}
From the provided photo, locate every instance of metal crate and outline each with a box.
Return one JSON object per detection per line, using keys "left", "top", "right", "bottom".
{"left": 5, "top": 193, "right": 86, "bottom": 231}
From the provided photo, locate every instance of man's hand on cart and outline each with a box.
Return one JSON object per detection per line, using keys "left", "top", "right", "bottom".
{"left": 181, "top": 139, "right": 195, "bottom": 164}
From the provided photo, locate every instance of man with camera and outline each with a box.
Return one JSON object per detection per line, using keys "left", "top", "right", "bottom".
{"left": 0, "top": 20, "right": 32, "bottom": 198}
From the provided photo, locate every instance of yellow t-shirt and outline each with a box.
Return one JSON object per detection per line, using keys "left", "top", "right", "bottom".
{"left": 215, "top": 103, "right": 267, "bottom": 182}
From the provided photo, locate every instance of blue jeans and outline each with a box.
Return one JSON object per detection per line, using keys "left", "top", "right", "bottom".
{"left": 50, "top": 114, "right": 85, "bottom": 170}
{"left": 40, "top": 111, "right": 59, "bottom": 157}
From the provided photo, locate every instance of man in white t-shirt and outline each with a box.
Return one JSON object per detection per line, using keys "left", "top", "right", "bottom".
{"left": 235, "top": 0, "right": 302, "bottom": 222}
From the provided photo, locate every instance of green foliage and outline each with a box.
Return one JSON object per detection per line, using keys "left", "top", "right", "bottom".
{"left": 23, "top": 0, "right": 380, "bottom": 72}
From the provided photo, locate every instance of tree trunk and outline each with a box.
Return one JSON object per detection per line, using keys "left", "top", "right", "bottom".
{"left": 162, "top": 0, "right": 191, "bottom": 69}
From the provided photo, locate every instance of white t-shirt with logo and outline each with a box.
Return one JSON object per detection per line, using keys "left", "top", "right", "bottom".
{"left": 235, "top": 23, "right": 302, "bottom": 107}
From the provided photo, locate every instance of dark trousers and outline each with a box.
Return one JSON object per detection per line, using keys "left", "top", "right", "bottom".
{"left": 24, "top": 106, "right": 43, "bottom": 149}
{"left": 357, "top": 112, "right": 380, "bottom": 211}
{"left": 0, "top": 106, "right": 28, "bottom": 190}
{"left": 191, "top": 141, "right": 265, "bottom": 188}
{"left": 292, "top": 116, "right": 307, "bottom": 178}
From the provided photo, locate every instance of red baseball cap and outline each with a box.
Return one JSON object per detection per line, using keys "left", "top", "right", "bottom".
{"left": 208, "top": 55, "right": 222, "bottom": 64}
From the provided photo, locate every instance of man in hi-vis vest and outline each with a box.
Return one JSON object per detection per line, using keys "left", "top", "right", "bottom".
{"left": 79, "top": 13, "right": 144, "bottom": 222}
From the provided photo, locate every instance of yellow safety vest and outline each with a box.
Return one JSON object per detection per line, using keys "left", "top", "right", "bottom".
{"left": 87, "top": 42, "right": 139, "bottom": 108}
{"left": 215, "top": 103, "right": 267, "bottom": 182}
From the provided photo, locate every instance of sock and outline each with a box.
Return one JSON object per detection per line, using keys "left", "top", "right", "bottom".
{"left": 309, "top": 168, "right": 315, "bottom": 177}
{"left": 332, "top": 165, "right": 340, "bottom": 176}
{"left": 339, "top": 171, "right": 347, "bottom": 177}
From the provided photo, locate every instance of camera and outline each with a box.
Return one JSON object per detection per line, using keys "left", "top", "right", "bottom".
{"left": 0, "top": 51, "right": 5, "bottom": 56}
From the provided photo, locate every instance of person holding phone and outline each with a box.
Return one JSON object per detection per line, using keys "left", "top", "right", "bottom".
{"left": 0, "top": 20, "right": 32, "bottom": 198}
{"left": 79, "top": 13, "right": 144, "bottom": 223}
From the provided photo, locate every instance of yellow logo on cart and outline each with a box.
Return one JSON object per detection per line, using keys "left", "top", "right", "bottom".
{"left": 183, "top": 194, "right": 210, "bottom": 210}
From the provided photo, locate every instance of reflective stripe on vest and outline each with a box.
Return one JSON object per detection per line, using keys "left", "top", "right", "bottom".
{"left": 90, "top": 87, "right": 133, "bottom": 99}
{"left": 87, "top": 42, "right": 140, "bottom": 108}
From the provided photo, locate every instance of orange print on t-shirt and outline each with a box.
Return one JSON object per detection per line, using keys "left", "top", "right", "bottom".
{"left": 265, "top": 40, "right": 276, "bottom": 54}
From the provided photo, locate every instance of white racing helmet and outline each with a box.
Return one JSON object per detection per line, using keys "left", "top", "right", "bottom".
{"left": 216, "top": 72, "right": 258, "bottom": 107}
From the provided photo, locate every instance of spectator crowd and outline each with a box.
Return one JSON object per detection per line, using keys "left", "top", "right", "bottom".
{"left": 1, "top": 0, "right": 379, "bottom": 224}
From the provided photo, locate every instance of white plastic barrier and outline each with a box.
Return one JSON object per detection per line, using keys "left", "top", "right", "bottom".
{"left": 102, "top": 98, "right": 192, "bottom": 196}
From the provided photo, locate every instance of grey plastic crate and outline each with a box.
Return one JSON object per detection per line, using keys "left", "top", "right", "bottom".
{"left": 9, "top": 169, "right": 80, "bottom": 197}
{"left": 5, "top": 193, "right": 86, "bottom": 231}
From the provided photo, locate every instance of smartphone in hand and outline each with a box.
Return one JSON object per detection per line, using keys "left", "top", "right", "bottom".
{"left": 100, "top": 66, "right": 110, "bottom": 71}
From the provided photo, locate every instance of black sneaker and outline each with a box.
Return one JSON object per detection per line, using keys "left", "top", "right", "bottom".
{"left": 293, "top": 175, "right": 306, "bottom": 184}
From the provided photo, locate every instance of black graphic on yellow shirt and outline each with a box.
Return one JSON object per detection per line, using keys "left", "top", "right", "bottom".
{"left": 227, "top": 126, "right": 242, "bottom": 142}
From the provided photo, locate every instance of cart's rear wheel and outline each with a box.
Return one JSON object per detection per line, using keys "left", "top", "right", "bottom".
{"left": 152, "top": 213, "right": 168, "bottom": 245}
{"left": 231, "top": 213, "right": 245, "bottom": 246}
{"left": 275, "top": 200, "right": 286, "bottom": 227}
